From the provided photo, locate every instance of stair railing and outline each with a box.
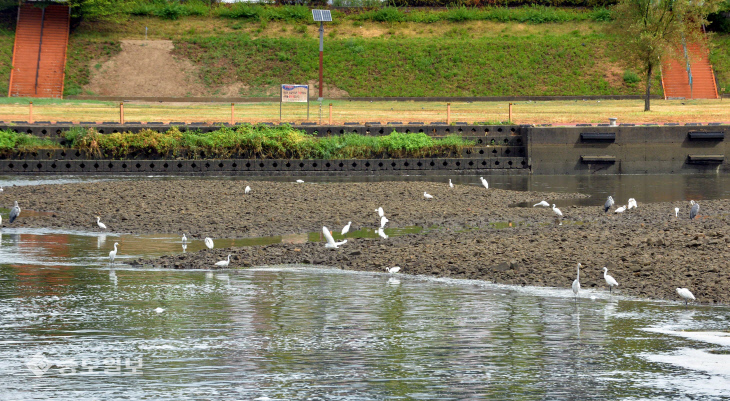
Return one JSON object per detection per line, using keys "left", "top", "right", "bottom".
{"left": 682, "top": 39, "right": 693, "bottom": 99}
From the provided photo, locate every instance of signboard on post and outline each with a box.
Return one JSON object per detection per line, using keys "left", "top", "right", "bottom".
{"left": 280, "top": 84, "right": 309, "bottom": 121}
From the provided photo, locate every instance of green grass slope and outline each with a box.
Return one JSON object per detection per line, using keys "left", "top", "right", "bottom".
{"left": 175, "top": 30, "right": 636, "bottom": 97}
{"left": 0, "top": 27, "right": 13, "bottom": 96}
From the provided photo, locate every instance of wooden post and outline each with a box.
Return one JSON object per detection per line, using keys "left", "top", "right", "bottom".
{"left": 29, "top": 101, "right": 33, "bottom": 124}
{"left": 509, "top": 103, "right": 513, "bottom": 123}
{"left": 230, "top": 103, "right": 235, "bottom": 125}
{"left": 447, "top": 103, "right": 451, "bottom": 125}
{"left": 120, "top": 102, "right": 124, "bottom": 125}
{"left": 329, "top": 103, "right": 332, "bottom": 125}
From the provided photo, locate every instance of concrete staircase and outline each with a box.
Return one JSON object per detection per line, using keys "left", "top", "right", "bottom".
{"left": 661, "top": 41, "right": 719, "bottom": 99}
{"left": 8, "top": 4, "right": 70, "bottom": 98}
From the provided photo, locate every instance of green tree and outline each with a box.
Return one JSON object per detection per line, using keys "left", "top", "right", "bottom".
{"left": 611, "top": 0, "right": 720, "bottom": 111}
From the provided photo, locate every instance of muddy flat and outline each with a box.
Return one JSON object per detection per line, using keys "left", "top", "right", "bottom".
{"left": 3, "top": 179, "right": 729, "bottom": 304}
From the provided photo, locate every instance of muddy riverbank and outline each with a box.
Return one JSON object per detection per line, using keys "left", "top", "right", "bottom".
{"left": 2, "top": 179, "right": 729, "bottom": 304}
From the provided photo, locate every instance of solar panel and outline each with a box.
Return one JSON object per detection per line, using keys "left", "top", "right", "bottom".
{"left": 312, "top": 9, "right": 332, "bottom": 22}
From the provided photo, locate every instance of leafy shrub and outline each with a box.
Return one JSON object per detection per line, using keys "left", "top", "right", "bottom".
{"left": 623, "top": 70, "right": 640, "bottom": 84}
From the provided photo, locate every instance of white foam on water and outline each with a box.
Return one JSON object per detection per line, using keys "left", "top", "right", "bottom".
{"left": 642, "top": 328, "right": 730, "bottom": 347}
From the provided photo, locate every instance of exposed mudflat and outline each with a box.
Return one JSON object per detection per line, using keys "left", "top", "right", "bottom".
{"left": 3, "top": 179, "right": 730, "bottom": 304}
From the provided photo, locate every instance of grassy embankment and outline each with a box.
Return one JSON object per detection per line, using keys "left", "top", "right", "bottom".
{"left": 0, "top": 125, "right": 475, "bottom": 159}
{"left": 0, "top": 27, "right": 13, "bottom": 96}
{"left": 62, "top": 5, "right": 659, "bottom": 98}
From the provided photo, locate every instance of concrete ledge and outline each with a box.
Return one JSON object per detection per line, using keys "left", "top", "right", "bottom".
{"left": 580, "top": 132, "right": 616, "bottom": 141}
{"left": 687, "top": 154, "right": 725, "bottom": 164}
{"left": 688, "top": 132, "right": 725, "bottom": 140}
{"left": 581, "top": 155, "right": 616, "bottom": 163}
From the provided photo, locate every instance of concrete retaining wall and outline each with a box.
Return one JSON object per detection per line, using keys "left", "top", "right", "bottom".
{"left": 527, "top": 125, "right": 729, "bottom": 175}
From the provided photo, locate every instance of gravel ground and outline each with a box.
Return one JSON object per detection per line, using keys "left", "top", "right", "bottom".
{"left": 3, "top": 179, "right": 729, "bottom": 304}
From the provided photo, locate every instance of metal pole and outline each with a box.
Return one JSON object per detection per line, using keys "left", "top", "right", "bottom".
{"left": 29, "top": 101, "right": 33, "bottom": 124}
{"left": 120, "top": 101, "right": 124, "bottom": 124}
{"left": 329, "top": 103, "right": 332, "bottom": 125}
{"left": 307, "top": 97, "right": 310, "bottom": 121}
{"left": 230, "top": 103, "right": 234, "bottom": 125}
{"left": 509, "top": 103, "right": 512, "bottom": 123}
{"left": 319, "top": 22, "right": 324, "bottom": 101}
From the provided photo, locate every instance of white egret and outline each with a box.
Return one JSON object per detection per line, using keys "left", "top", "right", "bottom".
{"left": 423, "top": 192, "right": 433, "bottom": 200}
{"left": 96, "top": 216, "right": 107, "bottom": 230}
{"left": 0, "top": 186, "right": 3, "bottom": 192}
{"left": 533, "top": 200, "right": 550, "bottom": 207}
{"left": 674, "top": 207, "right": 680, "bottom": 217}
{"left": 182, "top": 233, "right": 187, "bottom": 243}
{"left": 215, "top": 254, "right": 231, "bottom": 267}
{"left": 449, "top": 179, "right": 454, "bottom": 188}
{"left": 341, "top": 221, "right": 352, "bottom": 235}
{"left": 480, "top": 176, "right": 489, "bottom": 189}
{"left": 296, "top": 179, "right": 305, "bottom": 183}
{"left": 628, "top": 198, "right": 637, "bottom": 210}
{"left": 377, "top": 228, "right": 389, "bottom": 239}
{"left": 244, "top": 186, "right": 251, "bottom": 194}
{"left": 205, "top": 237, "right": 214, "bottom": 249}
{"left": 604, "top": 196, "right": 614, "bottom": 213}
{"left": 385, "top": 266, "right": 401, "bottom": 274}
{"left": 375, "top": 207, "right": 384, "bottom": 218}
{"left": 182, "top": 244, "right": 187, "bottom": 253}
{"left": 380, "top": 215, "right": 388, "bottom": 229}
{"left": 552, "top": 204, "right": 563, "bottom": 217}
{"left": 572, "top": 263, "right": 581, "bottom": 300}
{"left": 676, "top": 287, "right": 696, "bottom": 305}
{"left": 154, "top": 307, "right": 165, "bottom": 314}
{"left": 690, "top": 200, "right": 700, "bottom": 220}
{"left": 615, "top": 205, "right": 627, "bottom": 213}
{"left": 9, "top": 201, "right": 20, "bottom": 223}
{"left": 602, "top": 267, "right": 618, "bottom": 294}
{"left": 323, "top": 226, "right": 347, "bottom": 248}
{"left": 109, "top": 242, "right": 119, "bottom": 266}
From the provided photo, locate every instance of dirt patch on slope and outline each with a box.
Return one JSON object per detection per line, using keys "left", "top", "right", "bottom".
{"left": 85, "top": 40, "right": 210, "bottom": 97}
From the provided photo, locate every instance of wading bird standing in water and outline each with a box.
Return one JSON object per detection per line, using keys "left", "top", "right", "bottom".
{"left": 603, "top": 267, "right": 618, "bottom": 294}
{"left": 96, "top": 216, "right": 107, "bottom": 230}
{"left": 676, "top": 288, "right": 696, "bottom": 306}
{"left": 572, "top": 263, "right": 581, "bottom": 301}
{"left": 215, "top": 254, "right": 231, "bottom": 268}
{"left": 109, "top": 242, "right": 119, "bottom": 266}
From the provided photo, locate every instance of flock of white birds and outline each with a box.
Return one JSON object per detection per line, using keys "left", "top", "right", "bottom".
{"left": 88, "top": 178, "right": 701, "bottom": 305}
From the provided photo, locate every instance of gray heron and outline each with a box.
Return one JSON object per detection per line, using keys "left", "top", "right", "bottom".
{"left": 9, "top": 201, "right": 20, "bottom": 223}
{"left": 604, "top": 196, "right": 614, "bottom": 213}
{"left": 690, "top": 200, "right": 700, "bottom": 220}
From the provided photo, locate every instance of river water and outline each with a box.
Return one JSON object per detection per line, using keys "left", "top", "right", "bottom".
{"left": 1, "top": 174, "right": 730, "bottom": 399}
